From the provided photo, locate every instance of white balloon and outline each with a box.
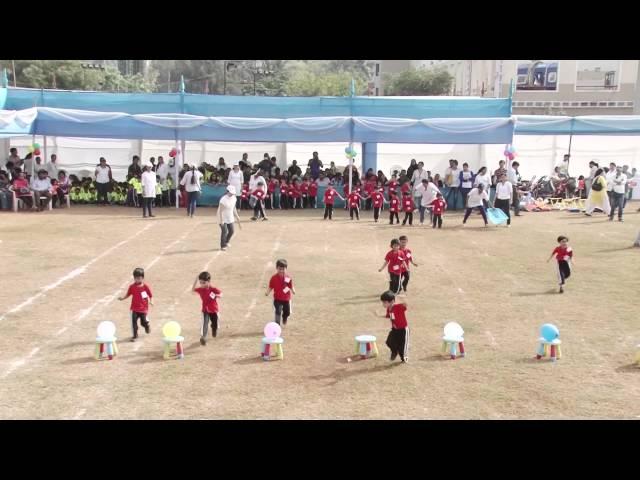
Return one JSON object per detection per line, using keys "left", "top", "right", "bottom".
{"left": 97, "top": 321, "right": 116, "bottom": 338}
{"left": 443, "top": 322, "right": 464, "bottom": 339}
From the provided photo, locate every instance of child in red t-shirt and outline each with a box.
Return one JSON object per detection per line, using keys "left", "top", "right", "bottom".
{"left": 401, "top": 190, "right": 415, "bottom": 226}
{"left": 546, "top": 235, "right": 575, "bottom": 293}
{"left": 300, "top": 179, "right": 310, "bottom": 208}
{"left": 380, "top": 290, "right": 409, "bottom": 363}
{"left": 364, "top": 178, "right": 376, "bottom": 211}
{"left": 378, "top": 238, "right": 408, "bottom": 294}
{"left": 118, "top": 267, "right": 153, "bottom": 341}
{"left": 266, "top": 178, "right": 278, "bottom": 210}
{"left": 289, "top": 180, "right": 302, "bottom": 209}
{"left": 371, "top": 187, "right": 387, "bottom": 223}
{"left": 387, "top": 174, "right": 399, "bottom": 198}
{"left": 429, "top": 192, "right": 447, "bottom": 229}
{"left": 400, "top": 181, "right": 411, "bottom": 195}
{"left": 265, "top": 259, "right": 296, "bottom": 326}
{"left": 389, "top": 192, "right": 400, "bottom": 224}
{"left": 251, "top": 181, "right": 268, "bottom": 221}
{"left": 323, "top": 185, "right": 345, "bottom": 220}
{"left": 399, "top": 235, "right": 419, "bottom": 294}
{"left": 279, "top": 179, "right": 289, "bottom": 210}
{"left": 192, "top": 271, "right": 222, "bottom": 344}
{"left": 308, "top": 180, "right": 318, "bottom": 209}
{"left": 347, "top": 189, "right": 365, "bottom": 220}
{"left": 240, "top": 183, "right": 250, "bottom": 210}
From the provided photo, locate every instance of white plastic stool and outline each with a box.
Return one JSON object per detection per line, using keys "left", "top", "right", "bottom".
{"left": 536, "top": 337, "right": 562, "bottom": 362}
{"left": 354, "top": 335, "right": 378, "bottom": 359}
{"left": 261, "top": 337, "right": 284, "bottom": 361}
{"left": 95, "top": 336, "right": 118, "bottom": 360}
{"left": 163, "top": 335, "right": 185, "bottom": 360}
{"left": 442, "top": 335, "right": 465, "bottom": 360}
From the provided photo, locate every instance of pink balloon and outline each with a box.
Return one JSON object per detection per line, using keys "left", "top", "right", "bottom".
{"left": 508, "top": 153, "right": 515, "bottom": 161}
{"left": 264, "top": 322, "right": 281, "bottom": 339}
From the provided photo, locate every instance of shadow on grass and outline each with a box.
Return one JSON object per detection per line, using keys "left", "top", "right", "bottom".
{"left": 615, "top": 364, "right": 640, "bottom": 373}
{"left": 60, "top": 356, "right": 99, "bottom": 365}
{"left": 511, "top": 290, "right": 558, "bottom": 297}
{"left": 514, "top": 357, "right": 550, "bottom": 364}
{"left": 127, "top": 351, "right": 167, "bottom": 365}
{"left": 422, "top": 354, "right": 453, "bottom": 363}
{"left": 309, "top": 363, "right": 402, "bottom": 385}
{"left": 592, "top": 246, "right": 636, "bottom": 254}
{"left": 233, "top": 356, "right": 268, "bottom": 365}
{"left": 223, "top": 331, "right": 263, "bottom": 339}
{"left": 56, "top": 341, "right": 93, "bottom": 350}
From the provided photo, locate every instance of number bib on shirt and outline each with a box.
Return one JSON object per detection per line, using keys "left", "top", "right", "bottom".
{"left": 140, "top": 291, "right": 148, "bottom": 299}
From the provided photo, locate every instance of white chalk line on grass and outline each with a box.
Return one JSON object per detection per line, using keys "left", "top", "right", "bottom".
{"left": 0, "top": 224, "right": 155, "bottom": 323}
{"left": 1, "top": 224, "right": 200, "bottom": 379}
{"left": 72, "top": 409, "right": 86, "bottom": 420}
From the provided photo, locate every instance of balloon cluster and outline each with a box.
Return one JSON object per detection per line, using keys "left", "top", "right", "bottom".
{"left": 503, "top": 144, "right": 518, "bottom": 161}
{"left": 169, "top": 147, "right": 181, "bottom": 158}
{"left": 344, "top": 146, "right": 357, "bottom": 160}
{"left": 28, "top": 142, "right": 41, "bottom": 156}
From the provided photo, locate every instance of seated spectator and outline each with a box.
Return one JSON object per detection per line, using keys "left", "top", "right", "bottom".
{"left": 317, "top": 173, "right": 331, "bottom": 187}
{"left": 10, "top": 169, "right": 34, "bottom": 210}
{"left": 433, "top": 173, "right": 444, "bottom": 188}
{"left": 0, "top": 171, "right": 13, "bottom": 210}
{"left": 54, "top": 170, "right": 71, "bottom": 208}
{"left": 31, "top": 169, "right": 53, "bottom": 211}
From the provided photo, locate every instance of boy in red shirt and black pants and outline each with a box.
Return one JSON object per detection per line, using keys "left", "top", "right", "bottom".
{"left": 323, "top": 185, "right": 344, "bottom": 220}
{"left": 378, "top": 238, "right": 407, "bottom": 294}
{"left": 347, "top": 189, "right": 365, "bottom": 220}
{"left": 380, "top": 290, "right": 409, "bottom": 363}
{"left": 401, "top": 190, "right": 415, "bottom": 226}
{"left": 251, "top": 181, "right": 268, "bottom": 221}
{"left": 265, "top": 259, "right": 296, "bottom": 325}
{"left": 429, "top": 192, "right": 447, "bottom": 229}
{"left": 308, "top": 180, "right": 318, "bottom": 209}
{"left": 389, "top": 192, "right": 400, "bottom": 224}
{"left": 547, "top": 235, "right": 575, "bottom": 294}
{"left": 192, "top": 271, "right": 222, "bottom": 345}
{"left": 371, "top": 187, "right": 387, "bottom": 223}
{"left": 118, "top": 267, "right": 153, "bottom": 342}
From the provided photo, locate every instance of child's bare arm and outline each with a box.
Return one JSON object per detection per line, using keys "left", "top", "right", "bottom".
{"left": 411, "top": 258, "right": 419, "bottom": 267}
{"left": 378, "top": 261, "right": 388, "bottom": 272}
{"left": 546, "top": 253, "right": 555, "bottom": 262}
{"left": 192, "top": 276, "right": 199, "bottom": 292}
{"left": 265, "top": 287, "right": 272, "bottom": 296}
{"left": 117, "top": 292, "right": 130, "bottom": 301}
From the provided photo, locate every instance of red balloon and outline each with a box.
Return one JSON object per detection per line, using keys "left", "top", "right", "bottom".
{"left": 34, "top": 149, "right": 41, "bottom": 156}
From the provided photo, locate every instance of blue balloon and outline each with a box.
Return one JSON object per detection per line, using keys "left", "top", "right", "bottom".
{"left": 540, "top": 323, "right": 559, "bottom": 342}
{"left": 345, "top": 147, "right": 351, "bottom": 154}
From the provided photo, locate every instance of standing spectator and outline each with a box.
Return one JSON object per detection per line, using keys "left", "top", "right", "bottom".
{"left": 218, "top": 185, "right": 242, "bottom": 251}
{"left": 288, "top": 160, "right": 302, "bottom": 178}
{"left": 155, "top": 156, "right": 168, "bottom": 182}
{"left": 141, "top": 165, "right": 157, "bottom": 218}
{"left": 459, "top": 163, "right": 475, "bottom": 208}
{"left": 149, "top": 157, "right": 156, "bottom": 172}
{"left": 557, "top": 154, "right": 570, "bottom": 177}
{"left": 462, "top": 185, "right": 489, "bottom": 227}
{"left": 410, "top": 161, "right": 429, "bottom": 191}
{"left": 30, "top": 169, "right": 53, "bottom": 211}
{"left": 492, "top": 160, "right": 507, "bottom": 187}
{"left": 608, "top": 165, "right": 627, "bottom": 222}
{"left": 180, "top": 165, "right": 204, "bottom": 218}
{"left": 5, "top": 147, "right": 22, "bottom": 170}
{"left": 239, "top": 152, "right": 249, "bottom": 170}
{"left": 128, "top": 155, "right": 142, "bottom": 178}
{"left": 329, "top": 161, "right": 337, "bottom": 176}
{"left": 622, "top": 165, "right": 632, "bottom": 208}
{"left": 406, "top": 159, "right": 418, "bottom": 181}
{"left": 23, "top": 153, "right": 34, "bottom": 177}
{"left": 94, "top": 157, "right": 113, "bottom": 206}
{"left": 217, "top": 157, "right": 227, "bottom": 170}
{"left": 605, "top": 162, "right": 617, "bottom": 206}
{"left": 473, "top": 166, "right": 491, "bottom": 207}
{"left": 227, "top": 164, "right": 244, "bottom": 209}
{"left": 46, "top": 154, "right": 59, "bottom": 179}
{"left": 584, "top": 168, "right": 610, "bottom": 216}
{"left": 493, "top": 174, "right": 513, "bottom": 227}
{"left": 508, "top": 160, "right": 522, "bottom": 216}
{"left": 586, "top": 161, "right": 598, "bottom": 197}
{"left": 258, "top": 153, "right": 272, "bottom": 172}
{"left": 377, "top": 170, "right": 388, "bottom": 186}
{"left": 308, "top": 151, "right": 323, "bottom": 180}
{"left": 0, "top": 171, "right": 13, "bottom": 210}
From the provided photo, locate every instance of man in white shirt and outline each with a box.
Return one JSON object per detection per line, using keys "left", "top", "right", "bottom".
{"left": 416, "top": 178, "right": 440, "bottom": 225}
{"left": 605, "top": 162, "right": 617, "bottom": 206}
{"left": 141, "top": 165, "right": 157, "bottom": 218}
{"left": 5, "top": 148, "right": 22, "bottom": 170}
{"left": 227, "top": 164, "right": 244, "bottom": 209}
{"left": 46, "top": 154, "right": 59, "bottom": 179}
{"left": 508, "top": 161, "right": 521, "bottom": 216}
{"left": 557, "top": 154, "right": 570, "bottom": 177}
{"left": 218, "top": 185, "right": 242, "bottom": 251}
{"left": 249, "top": 168, "right": 266, "bottom": 193}
{"left": 462, "top": 184, "right": 489, "bottom": 227}
{"left": 608, "top": 165, "right": 627, "bottom": 222}
{"left": 493, "top": 174, "right": 513, "bottom": 227}
{"left": 30, "top": 169, "right": 53, "bottom": 211}
{"left": 94, "top": 157, "right": 112, "bottom": 206}
{"left": 459, "top": 162, "right": 475, "bottom": 208}
{"left": 444, "top": 159, "right": 461, "bottom": 210}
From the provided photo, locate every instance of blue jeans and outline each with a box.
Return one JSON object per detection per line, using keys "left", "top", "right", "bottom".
{"left": 187, "top": 191, "right": 200, "bottom": 216}
{"left": 418, "top": 205, "right": 432, "bottom": 223}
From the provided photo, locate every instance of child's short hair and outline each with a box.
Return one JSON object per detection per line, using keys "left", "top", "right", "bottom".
{"left": 557, "top": 235, "right": 568, "bottom": 243}
{"left": 198, "top": 271, "right": 211, "bottom": 281}
{"left": 133, "top": 267, "right": 145, "bottom": 278}
{"left": 276, "top": 259, "right": 288, "bottom": 269}
{"left": 390, "top": 238, "right": 400, "bottom": 247}
{"left": 380, "top": 290, "right": 396, "bottom": 303}
{"left": 436, "top": 192, "right": 443, "bottom": 197}
{"left": 399, "top": 235, "right": 408, "bottom": 241}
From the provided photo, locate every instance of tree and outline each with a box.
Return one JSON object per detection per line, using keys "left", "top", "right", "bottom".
{"left": 284, "top": 70, "right": 366, "bottom": 96}
{"left": 384, "top": 68, "right": 453, "bottom": 96}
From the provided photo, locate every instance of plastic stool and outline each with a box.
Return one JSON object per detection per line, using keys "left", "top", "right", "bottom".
{"left": 355, "top": 335, "right": 378, "bottom": 359}
{"left": 442, "top": 335, "right": 465, "bottom": 360}
{"left": 163, "top": 335, "right": 185, "bottom": 360}
{"left": 261, "top": 337, "right": 284, "bottom": 361}
{"left": 95, "top": 336, "right": 118, "bottom": 360}
{"left": 536, "top": 337, "right": 562, "bottom": 362}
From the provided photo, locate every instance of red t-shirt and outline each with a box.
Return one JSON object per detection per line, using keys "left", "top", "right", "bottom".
{"left": 552, "top": 246, "right": 573, "bottom": 262}
{"left": 241, "top": 184, "right": 249, "bottom": 200}
{"left": 388, "top": 181, "right": 398, "bottom": 196}
{"left": 279, "top": 182, "right": 288, "bottom": 195}
{"left": 348, "top": 192, "right": 362, "bottom": 208}
{"left": 386, "top": 303, "right": 408, "bottom": 329}
{"left": 364, "top": 181, "right": 376, "bottom": 195}
{"left": 300, "top": 182, "right": 310, "bottom": 195}
{"left": 400, "top": 247, "right": 413, "bottom": 272}
{"left": 308, "top": 182, "right": 318, "bottom": 196}
{"left": 401, "top": 182, "right": 411, "bottom": 194}
{"left": 12, "top": 178, "right": 30, "bottom": 196}
{"left": 324, "top": 189, "right": 337, "bottom": 205}
{"left": 269, "top": 273, "right": 294, "bottom": 302}
{"left": 389, "top": 197, "right": 400, "bottom": 213}
{"left": 268, "top": 180, "right": 278, "bottom": 193}
{"left": 251, "top": 189, "right": 265, "bottom": 200}
{"left": 288, "top": 185, "right": 301, "bottom": 198}
{"left": 126, "top": 283, "right": 152, "bottom": 313}
{"left": 385, "top": 249, "right": 406, "bottom": 275}
{"left": 429, "top": 198, "right": 447, "bottom": 215}
{"left": 372, "top": 191, "right": 385, "bottom": 208}
{"left": 194, "top": 286, "right": 222, "bottom": 313}
{"left": 402, "top": 196, "right": 415, "bottom": 212}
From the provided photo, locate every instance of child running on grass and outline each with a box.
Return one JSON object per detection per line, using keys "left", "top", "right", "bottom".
{"left": 192, "top": 271, "right": 222, "bottom": 345}
{"left": 399, "top": 235, "right": 418, "bottom": 293}
{"left": 429, "top": 192, "right": 447, "bottom": 229}
{"left": 265, "top": 259, "right": 296, "bottom": 326}
{"left": 380, "top": 290, "right": 409, "bottom": 363}
{"left": 389, "top": 192, "right": 400, "bottom": 224}
{"left": 378, "top": 238, "right": 408, "bottom": 294}
{"left": 323, "top": 184, "right": 344, "bottom": 220}
{"left": 118, "top": 267, "right": 153, "bottom": 342}
{"left": 546, "top": 235, "right": 575, "bottom": 294}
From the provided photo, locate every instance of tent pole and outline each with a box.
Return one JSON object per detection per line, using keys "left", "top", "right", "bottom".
{"left": 31, "top": 133, "right": 36, "bottom": 178}
{"left": 43, "top": 136, "right": 47, "bottom": 166}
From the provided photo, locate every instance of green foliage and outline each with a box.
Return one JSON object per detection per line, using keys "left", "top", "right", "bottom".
{"left": 384, "top": 68, "right": 453, "bottom": 96}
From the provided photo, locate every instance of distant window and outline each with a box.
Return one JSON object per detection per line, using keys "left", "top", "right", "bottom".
{"left": 580, "top": 102, "right": 589, "bottom": 107}
{"left": 608, "top": 102, "right": 616, "bottom": 106}
{"left": 534, "top": 102, "right": 543, "bottom": 107}
{"left": 589, "top": 102, "right": 598, "bottom": 106}
{"left": 571, "top": 102, "right": 580, "bottom": 107}
{"left": 553, "top": 102, "right": 561, "bottom": 107}
{"left": 375, "top": 88, "right": 379, "bottom": 96}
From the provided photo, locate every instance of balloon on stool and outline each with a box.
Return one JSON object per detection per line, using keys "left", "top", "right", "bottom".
{"left": 442, "top": 322, "right": 465, "bottom": 359}
{"left": 264, "top": 322, "right": 281, "bottom": 339}
{"left": 163, "top": 321, "right": 181, "bottom": 338}
{"left": 97, "top": 321, "right": 116, "bottom": 339}
{"left": 541, "top": 323, "right": 559, "bottom": 342}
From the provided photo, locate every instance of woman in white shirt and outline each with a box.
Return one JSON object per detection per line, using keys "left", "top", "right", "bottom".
{"left": 218, "top": 185, "right": 242, "bottom": 251}
{"left": 227, "top": 164, "right": 244, "bottom": 209}
{"left": 141, "top": 165, "right": 157, "bottom": 218}
{"left": 180, "top": 165, "right": 204, "bottom": 218}
{"left": 462, "top": 184, "right": 489, "bottom": 227}
{"left": 473, "top": 166, "right": 491, "bottom": 208}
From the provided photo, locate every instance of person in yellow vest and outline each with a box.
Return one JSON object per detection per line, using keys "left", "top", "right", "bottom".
{"left": 70, "top": 185, "right": 82, "bottom": 204}
{"left": 155, "top": 175, "right": 163, "bottom": 207}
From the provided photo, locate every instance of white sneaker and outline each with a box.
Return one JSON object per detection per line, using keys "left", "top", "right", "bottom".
{"left": 221, "top": 247, "right": 227, "bottom": 251}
